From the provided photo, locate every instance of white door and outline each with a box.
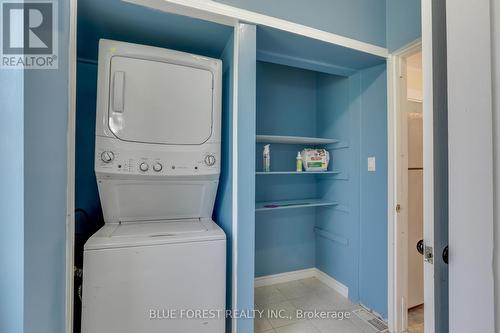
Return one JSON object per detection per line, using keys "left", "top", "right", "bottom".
{"left": 446, "top": 0, "right": 496, "bottom": 332}
{"left": 108, "top": 56, "right": 214, "bottom": 145}
{"left": 422, "top": 1, "right": 449, "bottom": 332}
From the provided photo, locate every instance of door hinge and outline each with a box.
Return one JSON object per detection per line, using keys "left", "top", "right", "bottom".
{"left": 424, "top": 245, "right": 434, "bottom": 264}
{"left": 396, "top": 204, "right": 401, "bottom": 213}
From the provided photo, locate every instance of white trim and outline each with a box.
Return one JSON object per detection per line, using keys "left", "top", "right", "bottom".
{"left": 65, "top": 0, "right": 77, "bottom": 332}
{"left": 387, "top": 53, "right": 396, "bottom": 333}
{"left": 314, "top": 269, "right": 349, "bottom": 299}
{"left": 231, "top": 23, "right": 239, "bottom": 333}
{"left": 124, "top": 0, "right": 388, "bottom": 59}
{"left": 421, "top": 2, "right": 435, "bottom": 332}
{"left": 387, "top": 39, "right": 422, "bottom": 333}
{"left": 254, "top": 268, "right": 317, "bottom": 288}
{"left": 254, "top": 268, "right": 349, "bottom": 299}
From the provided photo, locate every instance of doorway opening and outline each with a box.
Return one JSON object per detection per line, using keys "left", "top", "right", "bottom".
{"left": 388, "top": 40, "right": 424, "bottom": 333}
{"left": 404, "top": 50, "right": 424, "bottom": 333}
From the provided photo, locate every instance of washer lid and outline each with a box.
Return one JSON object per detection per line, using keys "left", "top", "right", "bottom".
{"left": 84, "top": 219, "right": 226, "bottom": 250}
{"left": 108, "top": 56, "right": 213, "bottom": 145}
{"left": 110, "top": 219, "right": 207, "bottom": 238}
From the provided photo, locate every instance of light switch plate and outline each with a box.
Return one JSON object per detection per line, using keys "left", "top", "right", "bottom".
{"left": 368, "top": 157, "right": 376, "bottom": 172}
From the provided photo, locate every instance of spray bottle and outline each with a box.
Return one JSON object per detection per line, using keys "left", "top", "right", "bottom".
{"left": 296, "top": 151, "right": 303, "bottom": 172}
{"left": 263, "top": 144, "right": 271, "bottom": 172}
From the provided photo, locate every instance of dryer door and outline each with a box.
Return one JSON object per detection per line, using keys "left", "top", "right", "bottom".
{"left": 108, "top": 56, "right": 213, "bottom": 145}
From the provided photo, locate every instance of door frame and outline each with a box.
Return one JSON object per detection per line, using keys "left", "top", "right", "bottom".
{"left": 387, "top": 38, "right": 422, "bottom": 333}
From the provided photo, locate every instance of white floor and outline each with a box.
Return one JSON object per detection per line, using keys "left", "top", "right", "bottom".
{"left": 254, "top": 278, "right": 381, "bottom": 333}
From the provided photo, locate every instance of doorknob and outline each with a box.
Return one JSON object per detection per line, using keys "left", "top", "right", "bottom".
{"left": 442, "top": 246, "right": 448, "bottom": 264}
{"left": 417, "top": 239, "right": 424, "bottom": 255}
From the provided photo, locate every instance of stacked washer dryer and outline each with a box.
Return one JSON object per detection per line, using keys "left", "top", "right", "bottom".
{"left": 81, "top": 39, "right": 226, "bottom": 333}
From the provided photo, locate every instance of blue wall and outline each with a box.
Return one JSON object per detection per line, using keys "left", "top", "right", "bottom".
{"left": 317, "top": 64, "right": 388, "bottom": 317}
{"left": 0, "top": 70, "right": 24, "bottom": 333}
{"left": 358, "top": 64, "right": 388, "bottom": 317}
{"left": 215, "top": 0, "right": 387, "bottom": 47}
{"left": 386, "top": 0, "right": 422, "bottom": 51}
{"left": 23, "top": 0, "right": 71, "bottom": 331}
{"left": 316, "top": 72, "right": 362, "bottom": 303}
{"left": 255, "top": 62, "right": 319, "bottom": 277}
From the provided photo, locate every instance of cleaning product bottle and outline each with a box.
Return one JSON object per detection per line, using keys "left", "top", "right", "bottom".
{"left": 296, "top": 151, "right": 303, "bottom": 172}
{"left": 263, "top": 144, "right": 271, "bottom": 172}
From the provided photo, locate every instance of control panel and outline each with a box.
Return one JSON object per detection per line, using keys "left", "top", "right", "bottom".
{"left": 95, "top": 137, "right": 219, "bottom": 177}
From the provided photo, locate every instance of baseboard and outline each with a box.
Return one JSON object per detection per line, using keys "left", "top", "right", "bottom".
{"left": 254, "top": 268, "right": 317, "bottom": 288}
{"left": 314, "top": 268, "right": 349, "bottom": 298}
{"left": 254, "top": 268, "right": 349, "bottom": 299}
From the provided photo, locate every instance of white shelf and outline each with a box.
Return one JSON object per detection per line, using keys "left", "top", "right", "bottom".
{"left": 256, "top": 135, "right": 338, "bottom": 145}
{"left": 256, "top": 170, "right": 341, "bottom": 175}
{"left": 255, "top": 199, "right": 338, "bottom": 211}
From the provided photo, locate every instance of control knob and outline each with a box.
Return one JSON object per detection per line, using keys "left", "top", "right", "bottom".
{"left": 101, "top": 151, "right": 114, "bottom": 163}
{"left": 153, "top": 163, "right": 163, "bottom": 172}
{"left": 139, "top": 162, "right": 149, "bottom": 172}
{"left": 204, "top": 154, "right": 216, "bottom": 166}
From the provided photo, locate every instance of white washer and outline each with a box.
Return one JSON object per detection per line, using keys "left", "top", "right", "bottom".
{"left": 81, "top": 40, "right": 225, "bottom": 333}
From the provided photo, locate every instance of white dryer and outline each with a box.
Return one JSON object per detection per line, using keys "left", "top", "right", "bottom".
{"left": 81, "top": 39, "right": 225, "bottom": 333}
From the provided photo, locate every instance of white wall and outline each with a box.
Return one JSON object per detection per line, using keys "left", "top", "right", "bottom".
{"left": 406, "top": 52, "right": 422, "bottom": 102}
